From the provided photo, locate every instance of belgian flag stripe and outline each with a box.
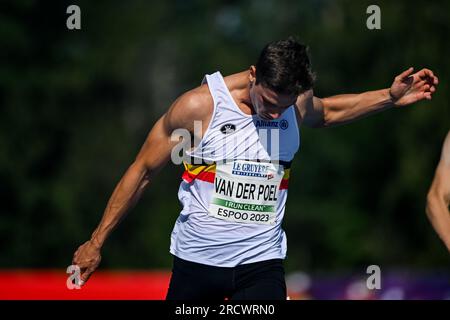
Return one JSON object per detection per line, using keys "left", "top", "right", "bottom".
{"left": 182, "top": 162, "right": 290, "bottom": 190}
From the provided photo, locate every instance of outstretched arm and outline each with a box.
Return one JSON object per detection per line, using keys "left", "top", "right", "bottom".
{"left": 426, "top": 131, "right": 450, "bottom": 252}
{"left": 71, "top": 90, "right": 209, "bottom": 285}
{"left": 299, "top": 68, "right": 439, "bottom": 128}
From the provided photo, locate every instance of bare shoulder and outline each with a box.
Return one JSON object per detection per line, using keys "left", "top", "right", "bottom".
{"left": 221, "top": 71, "right": 253, "bottom": 103}
{"left": 295, "top": 90, "right": 314, "bottom": 112}
{"left": 222, "top": 71, "right": 248, "bottom": 89}
{"left": 295, "top": 89, "right": 324, "bottom": 127}
{"left": 165, "top": 83, "right": 214, "bottom": 133}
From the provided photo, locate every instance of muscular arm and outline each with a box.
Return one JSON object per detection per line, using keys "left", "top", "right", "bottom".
{"left": 72, "top": 89, "right": 211, "bottom": 284}
{"left": 89, "top": 115, "right": 176, "bottom": 249}
{"left": 426, "top": 131, "right": 450, "bottom": 252}
{"left": 298, "top": 89, "right": 393, "bottom": 128}
{"left": 298, "top": 68, "right": 438, "bottom": 128}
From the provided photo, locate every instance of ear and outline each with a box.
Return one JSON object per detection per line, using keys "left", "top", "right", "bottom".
{"left": 249, "top": 65, "right": 256, "bottom": 82}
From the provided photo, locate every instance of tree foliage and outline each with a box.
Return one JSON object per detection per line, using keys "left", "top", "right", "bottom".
{"left": 0, "top": 0, "right": 449, "bottom": 271}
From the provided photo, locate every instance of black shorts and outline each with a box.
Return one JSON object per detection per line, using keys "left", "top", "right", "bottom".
{"left": 166, "top": 256, "right": 287, "bottom": 300}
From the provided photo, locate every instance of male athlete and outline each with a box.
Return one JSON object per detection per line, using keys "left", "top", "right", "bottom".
{"left": 72, "top": 38, "right": 439, "bottom": 300}
{"left": 426, "top": 131, "right": 450, "bottom": 252}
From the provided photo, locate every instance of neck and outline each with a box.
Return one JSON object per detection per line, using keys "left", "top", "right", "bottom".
{"left": 233, "top": 71, "right": 256, "bottom": 114}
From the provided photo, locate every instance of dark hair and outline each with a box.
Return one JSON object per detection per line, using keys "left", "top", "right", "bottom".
{"left": 255, "top": 37, "right": 315, "bottom": 95}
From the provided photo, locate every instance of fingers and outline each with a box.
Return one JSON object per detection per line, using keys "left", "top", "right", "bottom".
{"left": 413, "top": 68, "right": 439, "bottom": 100}
{"left": 72, "top": 250, "right": 83, "bottom": 266}
{"left": 71, "top": 242, "right": 101, "bottom": 286}
{"left": 417, "top": 68, "right": 439, "bottom": 85}
{"left": 80, "top": 268, "right": 95, "bottom": 284}
{"left": 420, "top": 81, "right": 436, "bottom": 94}
{"left": 413, "top": 80, "right": 426, "bottom": 89}
{"left": 414, "top": 82, "right": 436, "bottom": 100}
{"left": 398, "top": 67, "right": 414, "bottom": 80}
{"left": 79, "top": 257, "right": 100, "bottom": 284}
{"left": 70, "top": 264, "right": 95, "bottom": 286}
{"left": 433, "top": 76, "right": 439, "bottom": 85}
{"left": 418, "top": 68, "right": 434, "bottom": 78}
{"left": 72, "top": 249, "right": 80, "bottom": 265}
{"left": 416, "top": 91, "right": 432, "bottom": 101}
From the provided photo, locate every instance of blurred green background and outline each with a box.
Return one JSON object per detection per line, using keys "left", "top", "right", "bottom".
{"left": 0, "top": 0, "right": 449, "bottom": 274}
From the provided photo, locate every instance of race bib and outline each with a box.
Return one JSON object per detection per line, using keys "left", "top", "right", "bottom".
{"left": 209, "top": 160, "right": 284, "bottom": 225}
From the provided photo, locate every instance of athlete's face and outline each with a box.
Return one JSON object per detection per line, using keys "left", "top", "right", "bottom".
{"left": 248, "top": 66, "right": 298, "bottom": 120}
{"left": 249, "top": 83, "right": 297, "bottom": 120}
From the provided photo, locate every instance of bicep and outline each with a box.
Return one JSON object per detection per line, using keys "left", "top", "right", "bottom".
{"left": 134, "top": 114, "right": 178, "bottom": 176}
{"left": 134, "top": 89, "right": 211, "bottom": 175}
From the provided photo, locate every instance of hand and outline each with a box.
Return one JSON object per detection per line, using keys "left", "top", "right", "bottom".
{"left": 389, "top": 67, "right": 439, "bottom": 106}
{"left": 72, "top": 240, "right": 102, "bottom": 286}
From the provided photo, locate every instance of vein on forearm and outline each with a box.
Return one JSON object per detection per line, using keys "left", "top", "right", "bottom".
{"left": 322, "top": 89, "right": 392, "bottom": 127}
{"left": 91, "top": 164, "right": 150, "bottom": 245}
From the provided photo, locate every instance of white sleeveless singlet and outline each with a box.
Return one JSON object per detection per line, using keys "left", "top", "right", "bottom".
{"left": 169, "top": 71, "right": 300, "bottom": 267}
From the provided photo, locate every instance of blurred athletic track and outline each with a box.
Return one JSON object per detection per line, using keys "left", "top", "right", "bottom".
{"left": 0, "top": 270, "right": 171, "bottom": 300}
